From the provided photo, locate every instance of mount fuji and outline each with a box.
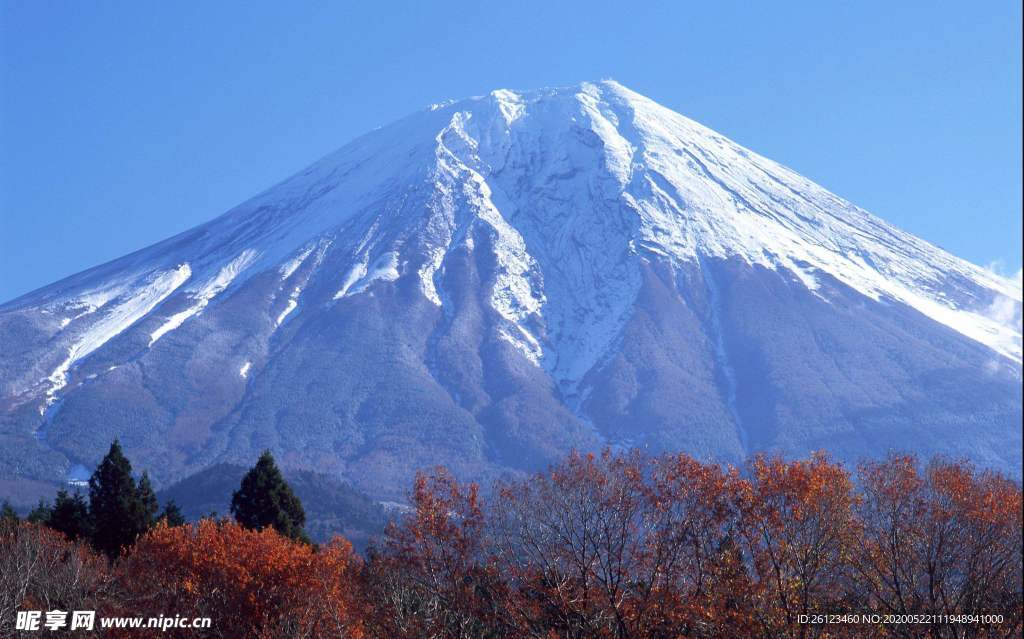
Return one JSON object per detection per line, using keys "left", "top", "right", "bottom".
{"left": 1, "top": 81, "right": 1020, "bottom": 501}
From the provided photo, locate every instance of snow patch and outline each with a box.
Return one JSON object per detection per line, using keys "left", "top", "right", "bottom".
{"left": 49, "top": 282, "right": 130, "bottom": 330}
{"left": 417, "top": 246, "right": 447, "bottom": 306}
{"left": 431, "top": 111, "right": 547, "bottom": 364}
{"left": 279, "top": 245, "right": 315, "bottom": 279}
{"left": 275, "top": 289, "right": 301, "bottom": 326}
{"left": 274, "top": 240, "right": 331, "bottom": 324}
{"left": 333, "top": 251, "right": 400, "bottom": 299}
{"left": 491, "top": 89, "right": 525, "bottom": 125}
{"left": 334, "top": 259, "right": 367, "bottom": 300}
{"left": 43, "top": 264, "right": 192, "bottom": 406}
{"left": 149, "top": 249, "right": 257, "bottom": 346}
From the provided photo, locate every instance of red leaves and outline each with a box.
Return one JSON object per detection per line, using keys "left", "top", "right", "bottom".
{"left": 853, "top": 455, "right": 1023, "bottom": 634}
{"left": 363, "top": 469, "right": 494, "bottom": 639}
{"left": 121, "top": 520, "right": 364, "bottom": 638}
{"left": 732, "top": 453, "right": 859, "bottom": 637}
{"left": 373, "top": 450, "right": 1021, "bottom": 638}
{"left": 2, "top": 451, "right": 1019, "bottom": 638}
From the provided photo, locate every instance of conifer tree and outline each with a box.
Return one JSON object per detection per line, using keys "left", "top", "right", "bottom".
{"left": 159, "top": 500, "right": 186, "bottom": 527}
{"left": 230, "top": 450, "right": 308, "bottom": 542}
{"left": 89, "top": 440, "right": 149, "bottom": 557}
{"left": 136, "top": 472, "right": 160, "bottom": 528}
{"left": 48, "top": 489, "right": 93, "bottom": 541}
{"left": 26, "top": 498, "right": 52, "bottom": 524}
{"left": 0, "top": 499, "right": 18, "bottom": 526}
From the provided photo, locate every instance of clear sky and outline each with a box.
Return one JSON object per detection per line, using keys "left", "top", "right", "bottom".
{"left": 1, "top": 1, "right": 1021, "bottom": 303}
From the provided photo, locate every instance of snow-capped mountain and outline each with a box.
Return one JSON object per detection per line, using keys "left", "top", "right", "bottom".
{"left": 1, "top": 81, "right": 1020, "bottom": 500}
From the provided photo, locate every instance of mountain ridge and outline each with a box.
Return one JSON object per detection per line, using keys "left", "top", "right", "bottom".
{"left": 1, "top": 80, "right": 1020, "bottom": 501}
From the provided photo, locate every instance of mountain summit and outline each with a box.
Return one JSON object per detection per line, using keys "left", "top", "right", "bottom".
{"left": 2, "top": 81, "right": 1020, "bottom": 499}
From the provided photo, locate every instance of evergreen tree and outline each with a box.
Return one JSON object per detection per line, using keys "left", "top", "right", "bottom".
{"left": 89, "top": 440, "right": 149, "bottom": 557}
{"left": 159, "top": 500, "right": 186, "bottom": 527}
{"left": 137, "top": 472, "right": 160, "bottom": 528}
{"left": 0, "top": 499, "right": 18, "bottom": 526}
{"left": 48, "top": 489, "right": 94, "bottom": 541}
{"left": 230, "top": 450, "right": 308, "bottom": 542}
{"left": 26, "top": 498, "right": 52, "bottom": 524}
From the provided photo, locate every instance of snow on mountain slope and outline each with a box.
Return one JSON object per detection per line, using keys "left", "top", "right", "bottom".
{"left": 149, "top": 249, "right": 258, "bottom": 346}
{"left": 12, "top": 81, "right": 1020, "bottom": 379}
{"left": 0, "top": 80, "right": 1020, "bottom": 499}
{"left": 43, "top": 264, "right": 193, "bottom": 408}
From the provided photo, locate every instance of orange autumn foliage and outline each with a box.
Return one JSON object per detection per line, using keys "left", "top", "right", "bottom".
{"left": 362, "top": 469, "right": 499, "bottom": 639}
{"left": 372, "top": 451, "right": 1022, "bottom": 639}
{"left": 735, "top": 453, "right": 859, "bottom": 638}
{"left": 851, "top": 456, "right": 1024, "bottom": 634}
{"left": 1, "top": 450, "right": 1020, "bottom": 639}
{"left": 487, "top": 450, "right": 744, "bottom": 638}
{"left": 120, "top": 519, "right": 365, "bottom": 638}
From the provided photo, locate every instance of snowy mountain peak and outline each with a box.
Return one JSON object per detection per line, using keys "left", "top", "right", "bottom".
{"left": 415, "top": 80, "right": 1022, "bottom": 369}
{"left": 8, "top": 82, "right": 1023, "bottom": 399}
{"left": 2, "top": 81, "right": 1020, "bottom": 496}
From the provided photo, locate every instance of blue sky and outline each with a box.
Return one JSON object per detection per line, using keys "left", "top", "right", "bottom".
{"left": 1, "top": 1, "right": 1021, "bottom": 302}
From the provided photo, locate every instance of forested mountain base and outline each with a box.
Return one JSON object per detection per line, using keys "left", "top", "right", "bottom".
{"left": 2, "top": 449, "right": 1021, "bottom": 638}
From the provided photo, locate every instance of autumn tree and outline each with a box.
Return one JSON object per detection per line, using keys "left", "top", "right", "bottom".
{"left": 731, "top": 453, "right": 859, "bottom": 639}
{"left": 851, "top": 455, "right": 1023, "bottom": 638}
{"left": 1, "top": 447, "right": 1018, "bottom": 638}
{"left": 367, "top": 468, "right": 498, "bottom": 639}
{"left": 486, "top": 450, "right": 748, "bottom": 638}
{"left": 368, "top": 449, "right": 1018, "bottom": 639}
{"left": 489, "top": 450, "right": 652, "bottom": 639}
{"left": 0, "top": 522, "right": 114, "bottom": 635}
{"left": 231, "top": 450, "right": 308, "bottom": 542}
{"left": 636, "top": 453, "right": 750, "bottom": 637}
{"left": 122, "top": 520, "right": 364, "bottom": 638}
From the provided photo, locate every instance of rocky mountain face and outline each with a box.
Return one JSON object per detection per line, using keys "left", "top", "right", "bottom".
{"left": 1, "top": 81, "right": 1020, "bottom": 503}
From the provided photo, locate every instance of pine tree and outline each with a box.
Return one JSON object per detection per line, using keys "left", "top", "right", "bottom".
{"left": 26, "top": 498, "right": 52, "bottom": 524}
{"left": 159, "top": 500, "right": 186, "bottom": 527}
{"left": 89, "top": 440, "right": 149, "bottom": 557}
{"left": 48, "top": 489, "right": 93, "bottom": 541}
{"left": 0, "top": 499, "right": 18, "bottom": 526}
{"left": 137, "top": 472, "right": 160, "bottom": 528}
{"left": 230, "top": 450, "right": 308, "bottom": 542}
